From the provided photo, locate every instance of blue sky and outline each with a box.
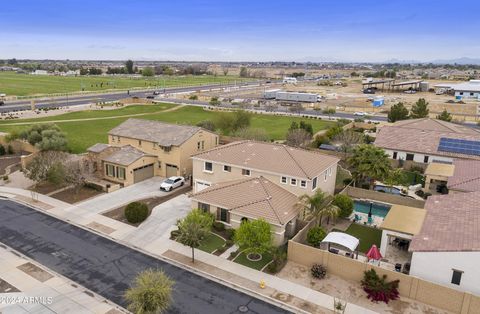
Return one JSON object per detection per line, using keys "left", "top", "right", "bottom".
{"left": 1, "top": 0, "right": 479, "bottom": 62}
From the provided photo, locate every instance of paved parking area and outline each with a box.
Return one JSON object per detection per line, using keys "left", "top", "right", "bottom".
{"left": 0, "top": 199, "right": 290, "bottom": 314}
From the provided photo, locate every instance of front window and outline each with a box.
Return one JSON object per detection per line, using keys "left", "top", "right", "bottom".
{"left": 199, "top": 202, "right": 210, "bottom": 213}
{"left": 312, "top": 177, "right": 317, "bottom": 190}
{"left": 204, "top": 162, "right": 213, "bottom": 172}
{"left": 223, "top": 165, "right": 231, "bottom": 172}
{"left": 451, "top": 269, "right": 463, "bottom": 285}
{"left": 242, "top": 169, "right": 250, "bottom": 176}
{"left": 117, "top": 167, "right": 126, "bottom": 180}
{"left": 281, "top": 176, "right": 287, "bottom": 184}
{"left": 300, "top": 180, "right": 306, "bottom": 188}
{"left": 291, "top": 178, "right": 297, "bottom": 186}
{"left": 406, "top": 153, "right": 414, "bottom": 161}
{"left": 106, "top": 164, "right": 115, "bottom": 177}
{"left": 218, "top": 208, "right": 230, "bottom": 223}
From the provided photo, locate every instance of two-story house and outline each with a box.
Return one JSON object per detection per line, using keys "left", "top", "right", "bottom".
{"left": 87, "top": 118, "right": 219, "bottom": 186}
{"left": 189, "top": 140, "right": 339, "bottom": 245}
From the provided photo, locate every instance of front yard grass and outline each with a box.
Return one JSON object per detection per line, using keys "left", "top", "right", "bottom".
{"left": 198, "top": 232, "right": 226, "bottom": 254}
{"left": 233, "top": 251, "right": 273, "bottom": 271}
{"left": 334, "top": 224, "right": 382, "bottom": 254}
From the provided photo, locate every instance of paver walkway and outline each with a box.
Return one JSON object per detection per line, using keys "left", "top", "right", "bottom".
{"left": 0, "top": 186, "right": 377, "bottom": 314}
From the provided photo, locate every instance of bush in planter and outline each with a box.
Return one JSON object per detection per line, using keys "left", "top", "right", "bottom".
{"left": 361, "top": 269, "right": 399, "bottom": 303}
{"left": 224, "top": 228, "right": 235, "bottom": 240}
{"left": 7, "top": 145, "right": 14, "bottom": 155}
{"left": 267, "top": 247, "right": 287, "bottom": 274}
{"left": 311, "top": 264, "right": 327, "bottom": 279}
{"left": 0, "top": 144, "right": 5, "bottom": 156}
{"left": 170, "top": 230, "right": 180, "bottom": 240}
{"left": 213, "top": 221, "right": 225, "bottom": 232}
{"left": 333, "top": 194, "right": 354, "bottom": 218}
{"left": 306, "top": 226, "right": 326, "bottom": 247}
{"left": 124, "top": 202, "right": 149, "bottom": 224}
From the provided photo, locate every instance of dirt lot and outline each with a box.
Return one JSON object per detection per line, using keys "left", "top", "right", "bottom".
{"left": 50, "top": 186, "right": 104, "bottom": 204}
{"left": 103, "top": 185, "right": 191, "bottom": 226}
{"left": 276, "top": 262, "right": 452, "bottom": 314}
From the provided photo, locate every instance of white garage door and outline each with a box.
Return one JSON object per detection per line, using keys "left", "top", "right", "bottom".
{"left": 195, "top": 181, "right": 210, "bottom": 192}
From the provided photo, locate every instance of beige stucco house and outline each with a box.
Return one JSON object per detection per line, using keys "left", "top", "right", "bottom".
{"left": 190, "top": 176, "right": 300, "bottom": 245}
{"left": 191, "top": 140, "right": 339, "bottom": 196}
{"left": 87, "top": 118, "right": 219, "bottom": 186}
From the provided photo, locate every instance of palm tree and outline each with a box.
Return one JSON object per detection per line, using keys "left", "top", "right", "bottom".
{"left": 323, "top": 204, "right": 341, "bottom": 225}
{"left": 125, "top": 269, "right": 174, "bottom": 314}
{"left": 348, "top": 144, "right": 392, "bottom": 189}
{"left": 296, "top": 190, "right": 328, "bottom": 225}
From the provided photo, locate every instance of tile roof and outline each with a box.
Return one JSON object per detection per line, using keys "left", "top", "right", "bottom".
{"left": 102, "top": 145, "right": 155, "bottom": 166}
{"left": 190, "top": 177, "right": 300, "bottom": 225}
{"left": 410, "top": 192, "right": 480, "bottom": 252}
{"left": 87, "top": 143, "right": 111, "bottom": 153}
{"left": 374, "top": 118, "right": 480, "bottom": 160}
{"left": 447, "top": 159, "right": 480, "bottom": 192}
{"left": 192, "top": 140, "right": 339, "bottom": 179}
{"left": 109, "top": 118, "right": 211, "bottom": 147}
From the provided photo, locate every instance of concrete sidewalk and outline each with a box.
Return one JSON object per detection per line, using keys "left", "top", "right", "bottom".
{"left": 0, "top": 246, "right": 124, "bottom": 314}
{"left": 0, "top": 186, "right": 378, "bottom": 314}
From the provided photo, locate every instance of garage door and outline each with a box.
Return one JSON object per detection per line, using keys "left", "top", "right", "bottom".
{"left": 166, "top": 164, "right": 178, "bottom": 177}
{"left": 133, "top": 164, "right": 154, "bottom": 183}
{"left": 195, "top": 181, "right": 210, "bottom": 192}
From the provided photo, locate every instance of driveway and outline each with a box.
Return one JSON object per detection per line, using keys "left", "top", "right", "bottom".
{"left": 68, "top": 177, "right": 167, "bottom": 217}
{"left": 0, "top": 200, "right": 289, "bottom": 314}
{"left": 121, "top": 194, "right": 191, "bottom": 246}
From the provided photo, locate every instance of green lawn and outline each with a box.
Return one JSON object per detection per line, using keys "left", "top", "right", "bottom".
{"left": 0, "top": 105, "right": 334, "bottom": 153}
{"left": 0, "top": 71, "right": 250, "bottom": 96}
{"left": 233, "top": 251, "right": 273, "bottom": 270}
{"left": 198, "top": 233, "right": 226, "bottom": 253}
{"left": 335, "top": 224, "right": 382, "bottom": 254}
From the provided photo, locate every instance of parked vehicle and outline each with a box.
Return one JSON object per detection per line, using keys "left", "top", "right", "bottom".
{"left": 354, "top": 111, "right": 368, "bottom": 116}
{"left": 146, "top": 95, "right": 155, "bottom": 99}
{"left": 160, "top": 176, "right": 185, "bottom": 191}
{"left": 153, "top": 91, "right": 161, "bottom": 95}
{"left": 404, "top": 90, "right": 417, "bottom": 94}
{"left": 363, "top": 88, "right": 375, "bottom": 94}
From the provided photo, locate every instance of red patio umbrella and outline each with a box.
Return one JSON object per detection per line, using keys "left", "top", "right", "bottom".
{"left": 366, "top": 244, "right": 382, "bottom": 261}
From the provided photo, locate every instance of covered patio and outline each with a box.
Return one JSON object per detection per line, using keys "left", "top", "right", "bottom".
{"left": 423, "top": 162, "right": 454, "bottom": 195}
{"left": 379, "top": 204, "right": 426, "bottom": 273}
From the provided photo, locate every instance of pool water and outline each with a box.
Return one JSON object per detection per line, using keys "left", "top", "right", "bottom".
{"left": 353, "top": 200, "right": 391, "bottom": 218}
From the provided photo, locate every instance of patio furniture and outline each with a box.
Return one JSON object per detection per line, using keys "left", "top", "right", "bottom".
{"left": 395, "top": 263, "right": 402, "bottom": 272}
{"left": 354, "top": 214, "right": 361, "bottom": 222}
{"left": 367, "top": 216, "right": 374, "bottom": 225}
{"left": 329, "top": 248, "right": 339, "bottom": 254}
{"left": 402, "top": 262, "right": 411, "bottom": 274}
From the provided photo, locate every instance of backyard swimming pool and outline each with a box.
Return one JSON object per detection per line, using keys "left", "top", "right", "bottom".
{"left": 353, "top": 200, "right": 391, "bottom": 219}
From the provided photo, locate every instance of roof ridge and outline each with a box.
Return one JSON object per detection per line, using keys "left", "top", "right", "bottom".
{"left": 191, "top": 176, "right": 256, "bottom": 196}
{"left": 282, "top": 145, "right": 310, "bottom": 179}
{"left": 257, "top": 178, "right": 284, "bottom": 224}
{"left": 449, "top": 175, "right": 480, "bottom": 189}
{"left": 191, "top": 140, "right": 248, "bottom": 158}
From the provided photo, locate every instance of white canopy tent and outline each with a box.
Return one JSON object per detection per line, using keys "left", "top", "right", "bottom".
{"left": 321, "top": 232, "right": 360, "bottom": 258}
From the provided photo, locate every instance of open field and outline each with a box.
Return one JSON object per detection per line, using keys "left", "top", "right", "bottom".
{"left": 0, "top": 71, "right": 250, "bottom": 96}
{"left": 0, "top": 104, "right": 335, "bottom": 153}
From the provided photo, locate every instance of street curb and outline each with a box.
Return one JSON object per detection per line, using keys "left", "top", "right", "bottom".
{"left": 5, "top": 196, "right": 310, "bottom": 314}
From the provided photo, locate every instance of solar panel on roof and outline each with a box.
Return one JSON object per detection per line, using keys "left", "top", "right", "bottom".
{"left": 438, "top": 137, "right": 480, "bottom": 156}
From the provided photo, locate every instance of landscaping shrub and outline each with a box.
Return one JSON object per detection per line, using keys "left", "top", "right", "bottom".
{"left": 306, "top": 226, "right": 327, "bottom": 247}
{"left": 266, "top": 247, "right": 287, "bottom": 274}
{"left": 213, "top": 221, "right": 225, "bottom": 232}
{"left": 170, "top": 229, "right": 180, "bottom": 240}
{"left": 229, "top": 250, "right": 239, "bottom": 259}
{"left": 225, "top": 239, "right": 234, "bottom": 247}
{"left": 333, "top": 194, "right": 354, "bottom": 218}
{"left": 361, "top": 269, "right": 399, "bottom": 303}
{"left": 224, "top": 228, "right": 235, "bottom": 240}
{"left": 3, "top": 175, "right": 9, "bottom": 181}
{"left": 7, "top": 145, "right": 14, "bottom": 155}
{"left": 0, "top": 144, "right": 5, "bottom": 156}
{"left": 124, "top": 202, "right": 149, "bottom": 224}
{"left": 311, "top": 264, "right": 327, "bottom": 279}
{"left": 343, "top": 178, "right": 353, "bottom": 186}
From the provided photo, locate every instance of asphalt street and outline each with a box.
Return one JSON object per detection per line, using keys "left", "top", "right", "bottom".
{"left": 0, "top": 200, "right": 291, "bottom": 314}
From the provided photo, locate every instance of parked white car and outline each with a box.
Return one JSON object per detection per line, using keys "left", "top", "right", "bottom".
{"left": 160, "top": 176, "right": 185, "bottom": 191}
{"left": 353, "top": 111, "right": 368, "bottom": 116}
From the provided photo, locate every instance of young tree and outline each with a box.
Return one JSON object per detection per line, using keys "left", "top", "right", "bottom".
{"left": 296, "top": 190, "right": 328, "bottom": 225}
{"left": 222, "top": 67, "right": 229, "bottom": 76}
{"left": 332, "top": 130, "right": 364, "bottom": 159}
{"left": 323, "top": 204, "right": 340, "bottom": 225}
{"left": 25, "top": 151, "right": 69, "bottom": 185}
{"left": 285, "top": 128, "right": 312, "bottom": 147}
{"left": 348, "top": 144, "right": 392, "bottom": 188}
{"left": 410, "top": 98, "right": 429, "bottom": 119}
{"left": 387, "top": 102, "right": 409, "bottom": 122}
{"left": 125, "top": 269, "right": 174, "bottom": 314}
{"left": 332, "top": 194, "right": 354, "bottom": 218}
{"left": 234, "top": 219, "right": 272, "bottom": 260}
{"left": 306, "top": 226, "right": 327, "bottom": 247}
{"left": 141, "top": 67, "right": 154, "bottom": 77}
{"left": 125, "top": 59, "right": 134, "bottom": 74}
{"left": 176, "top": 209, "right": 214, "bottom": 263}
{"left": 232, "top": 110, "right": 251, "bottom": 131}
{"left": 239, "top": 66, "right": 248, "bottom": 78}
{"left": 436, "top": 109, "right": 452, "bottom": 122}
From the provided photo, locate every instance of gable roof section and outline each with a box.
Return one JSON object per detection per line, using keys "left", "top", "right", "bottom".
{"left": 87, "top": 143, "right": 111, "bottom": 153}
{"left": 192, "top": 140, "right": 339, "bottom": 179}
{"left": 374, "top": 118, "right": 480, "bottom": 160}
{"left": 447, "top": 159, "right": 480, "bottom": 192}
{"left": 410, "top": 192, "right": 480, "bottom": 252}
{"left": 109, "top": 118, "right": 213, "bottom": 147}
{"left": 103, "top": 145, "right": 155, "bottom": 166}
{"left": 190, "top": 177, "right": 300, "bottom": 225}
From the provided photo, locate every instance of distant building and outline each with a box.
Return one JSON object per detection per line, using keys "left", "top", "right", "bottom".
{"left": 32, "top": 70, "right": 48, "bottom": 75}
{"left": 453, "top": 80, "right": 480, "bottom": 99}
{"left": 282, "top": 77, "right": 297, "bottom": 84}
{"left": 374, "top": 118, "right": 480, "bottom": 164}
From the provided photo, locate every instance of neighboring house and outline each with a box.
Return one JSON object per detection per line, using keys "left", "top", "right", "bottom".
{"left": 374, "top": 118, "right": 480, "bottom": 164}
{"left": 452, "top": 80, "right": 480, "bottom": 99}
{"left": 87, "top": 118, "right": 219, "bottom": 186}
{"left": 409, "top": 192, "right": 480, "bottom": 295}
{"left": 191, "top": 140, "right": 339, "bottom": 196}
{"left": 190, "top": 176, "right": 300, "bottom": 245}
